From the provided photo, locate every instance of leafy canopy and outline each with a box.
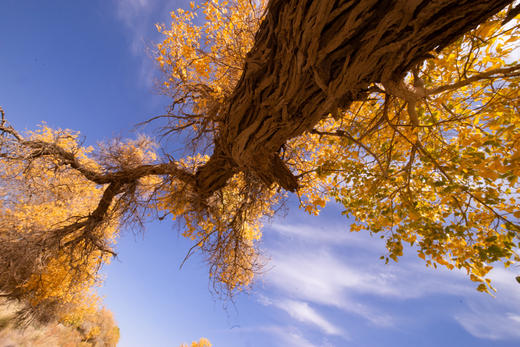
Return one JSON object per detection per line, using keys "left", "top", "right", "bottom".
{"left": 1, "top": 0, "right": 520, "bottom": 326}
{"left": 154, "top": 0, "right": 520, "bottom": 294}
{"left": 180, "top": 337, "right": 212, "bottom": 347}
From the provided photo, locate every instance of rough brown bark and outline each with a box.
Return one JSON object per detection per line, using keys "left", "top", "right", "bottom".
{"left": 194, "top": 0, "right": 513, "bottom": 196}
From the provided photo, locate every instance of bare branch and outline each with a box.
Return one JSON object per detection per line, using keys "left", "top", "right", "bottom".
{"left": 426, "top": 64, "right": 520, "bottom": 96}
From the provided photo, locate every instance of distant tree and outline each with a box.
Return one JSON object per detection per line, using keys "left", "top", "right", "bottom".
{"left": 1, "top": 0, "right": 520, "bottom": 321}
{"left": 180, "top": 337, "right": 212, "bottom": 347}
{"left": 0, "top": 298, "right": 119, "bottom": 346}
{"left": 65, "top": 307, "right": 120, "bottom": 346}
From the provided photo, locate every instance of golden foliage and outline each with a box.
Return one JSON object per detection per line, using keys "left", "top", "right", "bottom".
{"left": 288, "top": 12, "right": 520, "bottom": 293}
{"left": 0, "top": 297, "right": 119, "bottom": 347}
{"left": 180, "top": 337, "right": 212, "bottom": 347}
{"left": 0, "top": 126, "right": 117, "bottom": 320}
{"left": 0, "top": 124, "right": 157, "bottom": 322}
{"left": 158, "top": 154, "right": 282, "bottom": 292}
{"left": 155, "top": 3, "right": 520, "bottom": 293}
{"left": 2, "top": 2, "right": 520, "bottom": 326}
{"left": 155, "top": 0, "right": 266, "bottom": 143}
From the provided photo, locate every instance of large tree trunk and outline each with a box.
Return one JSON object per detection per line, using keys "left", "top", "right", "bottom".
{"left": 194, "top": 0, "right": 513, "bottom": 197}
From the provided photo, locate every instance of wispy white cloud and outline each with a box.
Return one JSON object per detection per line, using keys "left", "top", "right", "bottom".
{"left": 455, "top": 311, "right": 520, "bottom": 340}
{"left": 260, "top": 325, "right": 329, "bottom": 347}
{"left": 267, "top": 298, "right": 346, "bottom": 337}
{"left": 264, "top": 248, "right": 394, "bottom": 326}
{"left": 115, "top": 0, "right": 151, "bottom": 24}
{"left": 112, "top": 0, "right": 180, "bottom": 88}
{"left": 260, "top": 218, "right": 520, "bottom": 341}
{"left": 269, "top": 223, "right": 380, "bottom": 250}
{"left": 231, "top": 325, "right": 323, "bottom": 347}
{"left": 453, "top": 267, "right": 520, "bottom": 340}
{"left": 263, "top": 244, "right": 475, "bottom": 324}
{"left": 113, "top": 0, "right": 157, "bottom": 89}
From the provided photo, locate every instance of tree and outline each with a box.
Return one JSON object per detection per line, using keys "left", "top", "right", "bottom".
{"left": 179, "top": 337, "right": 212, "bottom": 347}
{"left": 0, "top": 298, "right": 119, "bottom": 346}
{"left": 1, "top": 0, "right": 520, "bottom": 321}
{"left": 0, "top": 123, "right": 129, "bottom": 332}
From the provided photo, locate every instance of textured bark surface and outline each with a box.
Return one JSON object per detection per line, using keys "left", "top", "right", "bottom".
{"left": 193, "top": 0, "right": 513, "bottom": 197}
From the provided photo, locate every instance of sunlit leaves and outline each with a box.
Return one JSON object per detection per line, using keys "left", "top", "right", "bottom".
{"left": 155, "top": 0, "right": 266, "bottom": 143}
{"left": 180, "top": 337, "right": 212, "bottom": 347}
{"left": 0, "top": 126, "right": 113, "bottom": 316}
{"left": 4, "top": 3, "right": 519, "bottom": 317}
{"left": 158, "top": 154, "right": 282, "bottom": 292}
{"left": 287, "top": 10, "right": 520, "bottom": 292}
{"left": 0, "top": 125, "right": 155, "bottom": 322}
{"left": 156, "top": 2, "right": 520, "bottom": 293}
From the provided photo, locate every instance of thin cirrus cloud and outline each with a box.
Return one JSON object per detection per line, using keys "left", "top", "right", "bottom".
{"left": 267, "top": 298, "right": 346, "bottom": 337}
{"left": 263, "top": 246, "right": 395, "bottom": 326}
{"left": 114, "top": 0, "right": 153, "bottom": 51}
{"left": 455, "top": 310, "right": 520, "bottom": 340}
{"left": 112, "top": 0, "right": 180, "bottom": 87}
{"left": 260, "top": 325, "right": 324, "bottom": 347}
{"left": 231, "top": 324, "right": 329, "bottom": 347}
{"left": 258, "top": 218, "right": 520, "bottom": 342}
{"left": 113, "top": 0, "right": 157, "bottom": 89}
{"left": 454, "top": 267, "right": 520, "bottom": 340}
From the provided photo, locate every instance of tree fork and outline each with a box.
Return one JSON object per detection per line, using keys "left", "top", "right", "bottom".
{"left": 193, "top": 0, "right": 513, "bottom": 195}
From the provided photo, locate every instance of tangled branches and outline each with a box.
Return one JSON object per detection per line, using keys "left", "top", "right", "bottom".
{"left": 0, "top": 112, "right": 280, "bottom": 320}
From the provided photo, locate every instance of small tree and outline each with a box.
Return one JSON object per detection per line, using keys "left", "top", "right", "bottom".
{"left": 180, "top": 337, "right": 212, "bottom": 347}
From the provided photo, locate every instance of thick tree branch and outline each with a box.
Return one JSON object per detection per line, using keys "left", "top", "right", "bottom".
{"left": 193, "top": 0, "right": 513, "bottom": 196}
{"left": 0, "top": 125, "right": 196, "bottom": 186}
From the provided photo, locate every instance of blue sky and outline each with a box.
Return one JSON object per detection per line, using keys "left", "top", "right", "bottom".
{"left": 1, "top": 1, "right": 520, "bottom": 346}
